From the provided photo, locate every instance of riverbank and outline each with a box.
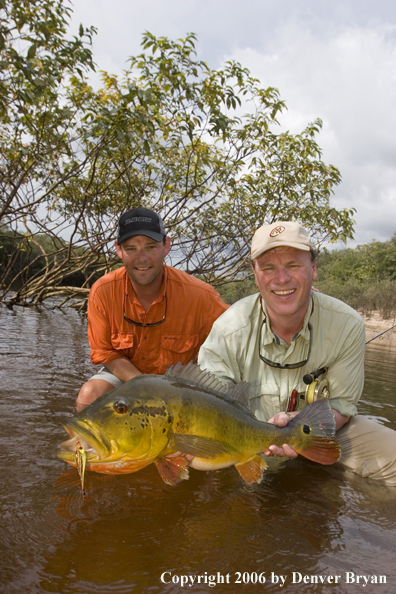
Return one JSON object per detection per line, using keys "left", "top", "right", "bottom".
{"left": 361, "top": 311, "right": 396, "bottom": 343}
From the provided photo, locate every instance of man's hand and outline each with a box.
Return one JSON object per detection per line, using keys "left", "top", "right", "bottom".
{"left": 263, "top": 411, "right": 298, "bottom": 459}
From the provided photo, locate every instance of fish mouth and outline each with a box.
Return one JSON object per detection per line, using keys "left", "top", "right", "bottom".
{"left": 56, "top": 420, "right": 156, "bottom": 474}
{"left": 56, "top": 418, "right": 111, "bottom": 465}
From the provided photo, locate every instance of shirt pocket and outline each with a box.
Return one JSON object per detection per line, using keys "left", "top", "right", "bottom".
{"left": 161, "top": 334, "right": 201, "bottom": 366}
{"left": 110, "top": 332, "right": 136, "bottom": 357}
{"left": 161, "top": 334, "right": 200, "bottom": 354}
{"left": 249, "top": 382, "right": 281, "bottom": 421}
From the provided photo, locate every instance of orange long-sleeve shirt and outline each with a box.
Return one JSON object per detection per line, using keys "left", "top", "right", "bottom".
{"left": 87, "top": 265, "right": 229, "bottom": 374}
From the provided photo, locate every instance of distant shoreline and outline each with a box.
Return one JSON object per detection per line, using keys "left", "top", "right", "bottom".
{"left": 361, "top": 311, "right": 396, "bottom": 343}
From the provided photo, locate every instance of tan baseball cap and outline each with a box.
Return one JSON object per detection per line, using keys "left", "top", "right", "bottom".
{"left": 251, "top": 221, "right": 314, "bottom": 260}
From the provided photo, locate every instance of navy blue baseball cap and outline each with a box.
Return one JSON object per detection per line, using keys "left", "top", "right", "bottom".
{"left": 117, "top": 207, "right": 166, "bottom": 244}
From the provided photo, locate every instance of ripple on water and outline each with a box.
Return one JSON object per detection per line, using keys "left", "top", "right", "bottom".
{"left": 1, "top": 306, "right": 396, "bottom": 594}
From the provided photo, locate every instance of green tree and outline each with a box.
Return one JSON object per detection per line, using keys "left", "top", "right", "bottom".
{"left": 316, "top": 235, "right": 396, "bottom": 318}
{"left": 0, "top": 0, "right": 97, "bottom": 305}
{"left": 0, "top": 0, "right": 96, "bottom": 218}
{"left": 0, "top": 23, "right": 355, "bottom": 308}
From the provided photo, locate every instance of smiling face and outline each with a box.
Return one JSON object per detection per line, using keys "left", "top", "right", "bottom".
{"left": 253, "top": 247, "right": 317, "bottom": 331}
{"left": 115, "top": 235, "right": 171, "bottom": 289}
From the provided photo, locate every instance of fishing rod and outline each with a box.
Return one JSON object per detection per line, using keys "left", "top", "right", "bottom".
{"left": 286, "top": 321, "right": 396, "bottom": 411}
{"left": 365, "top": 322, "right": 396, "bottom": 344}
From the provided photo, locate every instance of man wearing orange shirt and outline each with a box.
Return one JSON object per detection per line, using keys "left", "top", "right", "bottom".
{"left": 76, "top": 207, "right": 228, "bottom": 411}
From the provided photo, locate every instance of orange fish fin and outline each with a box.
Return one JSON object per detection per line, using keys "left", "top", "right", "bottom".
{"left": 294, "top": 437, "right": 341, "bottom": 465}
{"left": 155, "top": 454, "right": 190, "bottom": 485}
{"left": 235, "top": 455, "right": 268, "bottom": 484}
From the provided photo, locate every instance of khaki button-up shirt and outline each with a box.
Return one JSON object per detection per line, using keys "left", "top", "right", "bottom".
{"left": 198, "top": 291, "right": 365, "bottom": 421}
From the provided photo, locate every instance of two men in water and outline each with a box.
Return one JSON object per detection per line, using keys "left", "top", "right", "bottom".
{"left": 198, "top": 221, "right": 396, "bottom": 483}
{"left": 80, "top": 207, "right": 396, "bottom": 484}
{"left": 76, "top": 207, "right": 228, "bottom": 410}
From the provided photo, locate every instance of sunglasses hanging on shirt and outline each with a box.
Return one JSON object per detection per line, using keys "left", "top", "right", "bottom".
{"left": 123, "top": 292, "right": 167, "bottom": 328}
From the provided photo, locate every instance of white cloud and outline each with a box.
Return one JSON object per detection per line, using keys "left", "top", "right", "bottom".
{"left": 68, "top": 0, "right": 396, "bottom": 246}
{"left": 227, "top": 23, "right": 396, "bottom": 245}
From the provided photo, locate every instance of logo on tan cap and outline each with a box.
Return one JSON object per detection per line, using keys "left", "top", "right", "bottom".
{"left": 269, "top": 226, "right": 286, "bottom": 237}
{"left": 251, "top": 221, "right": 313, "bottom": 260}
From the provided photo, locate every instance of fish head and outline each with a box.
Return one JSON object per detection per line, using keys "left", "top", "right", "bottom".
{"left": 56, "top": 391, "right": 173, "bottom": 473}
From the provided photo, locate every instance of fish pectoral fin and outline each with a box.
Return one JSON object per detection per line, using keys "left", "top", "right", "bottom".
{"left": 235, "top": 455, "right": 268, "bottom": 484}
{"left": 170, "top": 433, "right": 230, "bottom": 459}
{"left": 155, "top": 455, "right": 190, "bottom": 486}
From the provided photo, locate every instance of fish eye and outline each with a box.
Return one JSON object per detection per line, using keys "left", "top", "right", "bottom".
{"left": 114, "top": 401, "right": 128, "bottom": 414}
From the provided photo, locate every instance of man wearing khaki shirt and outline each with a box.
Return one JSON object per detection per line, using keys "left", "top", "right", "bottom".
{"left": 199, "top": 221, "right": 396, "bottom": 484}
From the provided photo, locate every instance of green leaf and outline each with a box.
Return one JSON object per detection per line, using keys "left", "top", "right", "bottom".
{"left": 27, "top": 44, "right": 36, "bottom": 59}
{"left": 143, "top": 139, "right": 151, "bottom": 154}
{"left": 0, "top": 28, "right": 354, "bottom": 308}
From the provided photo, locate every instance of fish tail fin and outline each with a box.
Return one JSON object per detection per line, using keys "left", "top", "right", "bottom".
{"left": 289, "top": 399, "right": 341, "bottom": 465}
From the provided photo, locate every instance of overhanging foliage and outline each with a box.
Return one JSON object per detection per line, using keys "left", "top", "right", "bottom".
{"left": 0, "top": 3, "right": 355, "bottom": 308}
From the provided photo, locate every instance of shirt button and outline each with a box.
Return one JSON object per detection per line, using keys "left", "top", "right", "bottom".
{"left": 143, "top": 337, "right": 147, "bottom": 340}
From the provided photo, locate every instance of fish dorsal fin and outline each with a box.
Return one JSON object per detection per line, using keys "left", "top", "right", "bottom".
{"left": 165, "top": 361, "right": 228, "bottom": 393}
{"left": 165, "top": 362, "right": 253, "bottom": 414}
{"left": 226, "top": 382, "right": 251, "bottom": 409}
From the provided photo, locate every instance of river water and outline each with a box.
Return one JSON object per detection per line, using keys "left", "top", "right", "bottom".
{"left": 0, "top": 304, "right": 395, "bottom": 594}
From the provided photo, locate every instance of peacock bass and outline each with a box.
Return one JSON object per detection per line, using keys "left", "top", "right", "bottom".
{"left": 56, "top": 362, "right": 340, "bottom": 486}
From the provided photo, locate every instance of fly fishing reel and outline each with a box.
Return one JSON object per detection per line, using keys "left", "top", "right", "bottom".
{"left": 286, "top": 367, "right": 330, "bottom": 412}
{"left": 302, "top": 367, "right": 330, "bottom": 404}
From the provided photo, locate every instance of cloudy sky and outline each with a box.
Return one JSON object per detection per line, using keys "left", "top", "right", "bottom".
{"left": 69, "top": 0, "right": 396, "bottom": 248}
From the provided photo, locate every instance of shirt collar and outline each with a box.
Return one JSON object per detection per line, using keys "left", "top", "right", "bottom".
{"left": 259, "top": 293, "right": 314, "bottom": 346}
{"left": 298, "top": 294, "right": 315, "bottom": 341}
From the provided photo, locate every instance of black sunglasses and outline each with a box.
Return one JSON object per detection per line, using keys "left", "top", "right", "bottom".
{"left": 123, "top": 292, "right": 167, "bottom": 327}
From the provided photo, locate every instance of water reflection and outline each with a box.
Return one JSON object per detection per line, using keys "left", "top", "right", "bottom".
{"left": 0, "top": 305, "right": 395, "bottom": 594}
{"left": 44, "top": 464, "right": 344, "bottom": 592}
